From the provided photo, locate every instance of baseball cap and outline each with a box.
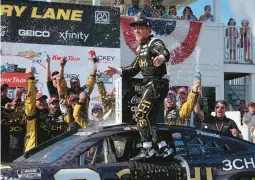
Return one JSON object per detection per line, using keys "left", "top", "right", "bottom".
{"left": 178, "top": 87, "right": 188, "bottom": 94}
{"left": 48, "top": 97, "right": 59, "bottom": 105}
{"left": 69, "top": 94, "right": 79, "bottom": 102}
{"left": 36, "top": 92, "right": 48, "bottom": 100}
{"left": 129, "top": 16, "right": 151, "bottom": 27}
{"left": 92, "top": 104, "right": 103, "bottom": 113}
{"left": 248, "top": 102, "right": 255, "bottom": 107}
{"left": 239, "top": 100, "right": 245, "bottom": 104}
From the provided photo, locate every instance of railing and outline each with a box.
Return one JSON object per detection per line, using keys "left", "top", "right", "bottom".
{"left": 228, "top": 76, "right": 249, "bottom": 102}
{"left": 224, "top": 25, "right": 253, "bottom": 64}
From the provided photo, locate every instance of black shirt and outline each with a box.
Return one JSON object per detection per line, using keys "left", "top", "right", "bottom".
{"left": 47, "top": 80, "right": 58, "bottom": 98}
{"left": 202, "top": 114, "right": 240, "bottom": 137}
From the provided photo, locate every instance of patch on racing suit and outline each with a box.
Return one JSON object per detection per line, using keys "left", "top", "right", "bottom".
{"left": 17, "top": 169, "right": 41, "bottom": 179}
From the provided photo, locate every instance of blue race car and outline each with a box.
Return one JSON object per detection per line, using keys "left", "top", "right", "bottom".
{"left": 1, "top": 124, "right": 255, "bottom": 180}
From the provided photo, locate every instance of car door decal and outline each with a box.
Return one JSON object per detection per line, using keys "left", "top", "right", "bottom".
{"left": 53, "top": 168, "right": 101, "bottom": 180}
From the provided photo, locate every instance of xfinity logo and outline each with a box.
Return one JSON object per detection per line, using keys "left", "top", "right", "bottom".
{"left": 59, "top": 31, "right": 89, "bottom": 42}
{"left": 95, "top": 11, "right": 110, "bottom": 24}
{"left": 18, "top": 29, "right": 50, "bottom": 37}
{"left": 0, "top": 25, "right": 7, "bottom": 37}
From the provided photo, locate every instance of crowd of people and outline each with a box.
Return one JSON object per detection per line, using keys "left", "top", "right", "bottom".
{"left": 1, "top": 49, "right": 254, "bottom": 163}
{"left": 113, "top": 0, "right": 253, "bottom": 64}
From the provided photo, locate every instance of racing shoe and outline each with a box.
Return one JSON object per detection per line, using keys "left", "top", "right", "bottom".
{"left": 130, "top": 147, "right": 156, "bottom": 161}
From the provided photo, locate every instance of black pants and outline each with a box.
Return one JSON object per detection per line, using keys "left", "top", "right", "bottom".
{"left": 135, "top": 79, "right": 169, "bottom": 144}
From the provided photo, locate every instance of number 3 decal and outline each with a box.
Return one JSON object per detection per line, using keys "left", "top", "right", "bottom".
{"left": 54, "top": 168, "right": 101, "bottom": 180}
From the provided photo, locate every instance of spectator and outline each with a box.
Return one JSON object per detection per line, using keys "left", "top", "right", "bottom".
{"left": 73, "top": 92, "right": 89, "bottom": 128}
{"left": 243, "top": 102, "right": 255, "bottom": 143}
{"left": 240, "top": 19, "right": 252, "bottom": 64}
{"left": 142, "top": 0, "right": 151, "bottom": 17}
{"left": 46, "top": 56, "right": 67, "bottom": 98}
{"left": 47, "top": 96, "right": 68, "bottom": 139}
{"left": 168, "top": 6, "right": 180, "bottom": 20}
{"left": 195, "top": 100, "right": 242, "bottom": 138}
{"left": 97, "top": 78, "right": 115, "bottom": 121}
{"left": 225, "top": 18, "right": 238, "bottom": 63}
{"left": 113, "top": 0, "right": 126, "bottom": 15}
{"left": 25, "top": 67, "right": 50, "bottom": 152}
{"left": 199, "top": 5, "right": 214, "bottom": 22}
{"left": 181, "top": 6, "right": 198, "bottom": 21}
{"left": 127, "top": 0, "right": 142, "bottom": 17}
{"left": 158, "top": 5, "right": 168, "bottom": 19}
{"left": 164, "top": 77, "right": 200, "bottom": 126}
{"left": 177, "top": 87, "right": 188, "bottom": 108}
{"left": 238, "top": 100, "right": 248, "bottom": 125}
{"left": 1, "top": 84, "right": 12, "bottom": 106}
{"left": 7, "top": 89, "right": 26, "bottom": 161}
{"left": 91, "top": 104, "right": 104, "bottom": 123}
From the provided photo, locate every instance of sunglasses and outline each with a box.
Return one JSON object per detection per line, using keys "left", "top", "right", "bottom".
{"left": 166, "top": 94, "right": 176, "bottom": 100}
{"left": 178, "top": 92, "right": 187, "bottom": 96}
{"left": 93, "top": 109, "right": 103, "bottom": 114}
{"left": 215, "top": 106, "right": 225, "bottom": 109}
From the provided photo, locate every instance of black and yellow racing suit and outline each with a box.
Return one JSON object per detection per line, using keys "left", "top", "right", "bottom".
{"left": 165, "top": 91, "right": 198, "bottom": 125}
{"left": 97, "top": 81, "right": 115, "bottom": 120}
{"left": 72, "top": 75, "right": 96, "bottom": 128}
{"left": 8, "top": 100, "right": 26, "bottom": 161}
{"left": 120, "top": 35, "right": 170, "bottom": 144}
{"left": 25, "top": 77, "right": 50, "bottom": 152}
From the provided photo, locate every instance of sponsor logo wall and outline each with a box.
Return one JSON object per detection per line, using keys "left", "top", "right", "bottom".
{"left": 1, "top": 1, "right": 120, "bottom": 120}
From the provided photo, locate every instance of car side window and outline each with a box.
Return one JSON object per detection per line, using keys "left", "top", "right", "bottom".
{"left": 110, "top": 132, "right": 142, "bottom": 162}
{"left": 172, "top": 129, "right": 250, "bottom": 156}
{"left": 79, "top": 137, "right": 116, "bottom": 166}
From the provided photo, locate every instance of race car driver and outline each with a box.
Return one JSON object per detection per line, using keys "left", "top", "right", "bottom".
{"left": 104, "top": 16, "right": 172, "bottom": 160}
{"left": 164, "top": 78, "right": 200, "bottom": 125}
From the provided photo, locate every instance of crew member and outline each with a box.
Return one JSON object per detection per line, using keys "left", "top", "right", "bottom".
{"left": 104, "top": 16, "right": 172, "bottom": 160}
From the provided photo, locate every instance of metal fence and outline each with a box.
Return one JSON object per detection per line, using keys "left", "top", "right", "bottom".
{"left": 224, "top": 25, "right": 253, "bottom": 64}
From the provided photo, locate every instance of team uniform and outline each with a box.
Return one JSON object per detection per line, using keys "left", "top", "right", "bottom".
{"left": 117, "top": 17, "right": 173, "bottom": 160}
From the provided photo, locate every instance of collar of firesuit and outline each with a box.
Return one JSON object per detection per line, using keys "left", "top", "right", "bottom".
{"left": 140, "top": 35, "right": 154, "bottom": 45}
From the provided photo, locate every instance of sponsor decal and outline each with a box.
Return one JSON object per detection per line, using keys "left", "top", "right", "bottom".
{"left": 172, "top": 132, "right": 182, "bottom": 140}
{"left": 59, "top": 31, "right": 89, "bottom": 42}
{"left": 134, "top": 84, "right": 145, "bottom": 94}
{"left": 64, "top": 74, "right": 79, "bottom": 79}
{"left": 1, "top": 72, "right": 29, "bottom": 88}
{"left": 90, "top": 102, "right": 102, "bottom": 106}
{"left": 96, "top": 71, "right": 113, "bottom": 84}
{"left": 18, "top": 29, "right": 50, "bottom": 37}
{"left": 1, "top": 5, "right": 83, "bottom": 22}
{"left": 196, "top": 130, "right": 220, "bottom": 138}
{"left": 17, "top": 168, "right": 42, "bottom": 179}
{"left": 18, "top": 51, "right": 42, "bottom": 58}
{"left": 174, "top": 140, "right": 184, "bottom": 146}
{"left": 0, "top": 25, "right": 7, "bottom": 37}
{"left": 88, "top": 55, "right": 115, "bottom": 63}
{"left": 91, "top": 96, "right": 101, "bottom": 101}
{"left": 222, "top": 157, "right": 255, "bottom": 171}
{"left": 95, "top": 11, "right": 110, "bottom": 24}
{"left": 52, "top": 55, "right": 80, "bottom": 61}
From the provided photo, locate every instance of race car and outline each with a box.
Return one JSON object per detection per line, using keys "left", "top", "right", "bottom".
{"left": 1, "top": 124, "right": 255, "bottom": 180}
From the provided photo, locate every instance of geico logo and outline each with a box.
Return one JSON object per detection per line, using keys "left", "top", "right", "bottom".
{"left": 18, "top": 29, "right": 50, "bottom": 37}
{"left": 9, "top": 126, "right": 24, "bottom": 132}
{"left": 222, "top": 158, "right": 255, "bottom": 171}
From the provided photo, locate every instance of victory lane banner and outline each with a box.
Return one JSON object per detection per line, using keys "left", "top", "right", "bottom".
{"left": 0, "top": 1, "right": 120, "bottom": 48}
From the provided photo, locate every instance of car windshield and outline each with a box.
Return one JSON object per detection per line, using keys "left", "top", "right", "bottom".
{"left": 15, "top": 130, "right": 97, "bottom": 164}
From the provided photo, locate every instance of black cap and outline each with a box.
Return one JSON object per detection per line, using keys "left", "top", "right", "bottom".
{"left": 129, "top": 16, "right": 151, "bottom": 27}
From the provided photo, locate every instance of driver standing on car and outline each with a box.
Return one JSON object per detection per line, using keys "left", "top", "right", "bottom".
{"left": 104, "top": 16, "right": 173, "bottom": 160}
